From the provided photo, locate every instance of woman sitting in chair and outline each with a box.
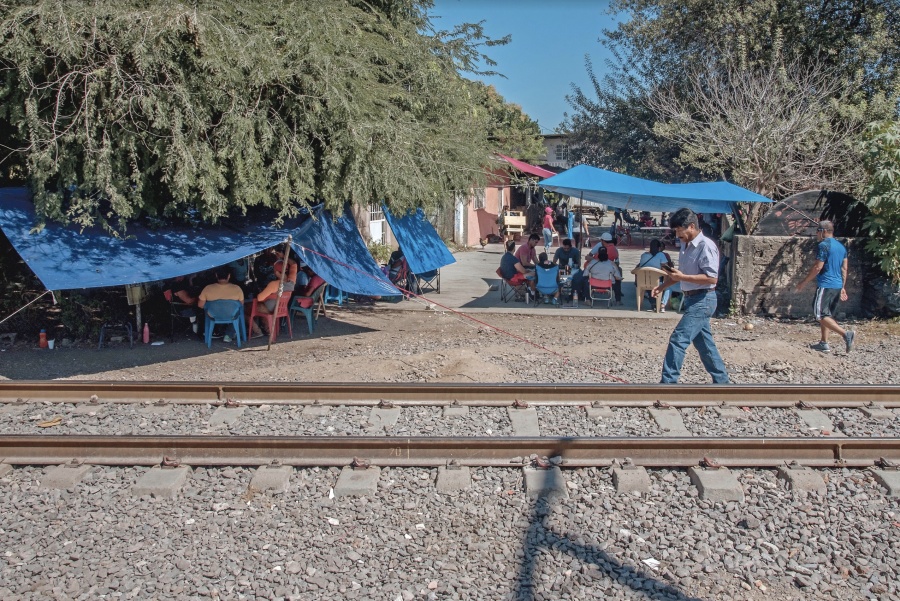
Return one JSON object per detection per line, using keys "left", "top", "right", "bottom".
{"left": 580, "top": 247, "right": 622, "bottom": 302}
{"left": 250, "top": 258, "right": 297, "bottom": 338}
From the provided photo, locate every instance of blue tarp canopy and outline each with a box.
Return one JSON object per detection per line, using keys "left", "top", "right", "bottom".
{"left": 0, "top": 187, "right": 399, "bottom": 296}
{"left": 382, "top": 206, "right": 455, "bottom": 275}
{"left": 539, "top": 164, "right": 771, "bottom": 214}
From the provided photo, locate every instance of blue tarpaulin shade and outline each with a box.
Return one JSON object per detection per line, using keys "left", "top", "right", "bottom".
{"left": 539, "top": 164, "right": 771, "bottom": 214}
{"left": 382, "top": 206, "right": 455, "bottom": 275}
{"left": 0, "top": 187, "right": 399, "bottom": 296}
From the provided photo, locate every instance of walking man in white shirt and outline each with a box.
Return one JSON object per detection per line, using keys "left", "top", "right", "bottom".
{"left": 652, "top": 208, "right": 729, "bottom": 384}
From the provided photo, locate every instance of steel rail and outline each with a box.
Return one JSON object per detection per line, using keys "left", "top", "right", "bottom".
{"left": 1, "top": 381, "right": 899, "bottom": 407}
{"left": 2, "top": 435, "right": 899, "bottom": 468}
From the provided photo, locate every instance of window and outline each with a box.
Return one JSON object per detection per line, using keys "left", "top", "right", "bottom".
{"left": 555, "top": 144, "right": 569, "bottom": 162}
{"left": 368, "top": 204, "right": 384, "bottom": 221}
{"left": 473, "top": 188, "right": 486, "bottom": 210}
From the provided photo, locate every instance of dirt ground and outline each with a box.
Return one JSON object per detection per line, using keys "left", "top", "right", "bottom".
{"left": 1, "top": 306, "right": 897, "bottom": 385}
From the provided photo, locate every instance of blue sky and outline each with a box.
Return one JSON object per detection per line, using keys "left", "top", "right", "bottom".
{"left": 429, "top": 0, "right": 620, "bottom": 133}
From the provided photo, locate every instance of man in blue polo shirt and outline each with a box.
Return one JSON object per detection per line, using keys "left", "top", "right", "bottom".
{"left": 652, "top": 208, "right": 729, "bottom": 384}
{"left": 795, "top": 220, "right": 855, "bottom": 353}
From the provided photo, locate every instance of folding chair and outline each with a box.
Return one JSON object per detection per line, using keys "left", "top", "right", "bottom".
{"left": 289, "top": 283, "right": 327, "bottom": 335}
{"left": 534, "top": 265, "right": 561, "bottom": 306}
{"left": 412, "top": 269, "right": 440, "bottom": 294}
{"left": 203, "top": 300, "right": 245, "bottom": 348}
{"left": 589, "top": 278, "right": 613, "bottom": 308}
{"left": 496, "top": 267, "right": 527, "bottom": 303}
{"left": 389, "top": 257, "right": 413, "bottom": 298}
{"left": 162, "top": 289, "right": 197, "bottom": 341}
{"left": 248, "top": 294, "right": 293, "bottom": 342}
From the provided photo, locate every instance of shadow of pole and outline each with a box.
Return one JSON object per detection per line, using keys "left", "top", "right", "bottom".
{"left": 513, "top": 469, "right": 702, "bottom": 601}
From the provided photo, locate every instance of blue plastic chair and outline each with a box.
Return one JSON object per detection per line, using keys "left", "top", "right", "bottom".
{"left": 203, "top": 300, "right": 245, "bottom": 348}
{"left": 289, "top": 283, "right": 326, "bottom": 335}
{"left": 534, "top": 265, "right": 560, "bottom": 306}
{"left": 324, "top": 284, "right": 348, "bottom": 306}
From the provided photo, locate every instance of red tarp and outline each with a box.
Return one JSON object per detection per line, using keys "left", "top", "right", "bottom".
{"left": 497, "top": 154, "right": 556, "bottom": 179}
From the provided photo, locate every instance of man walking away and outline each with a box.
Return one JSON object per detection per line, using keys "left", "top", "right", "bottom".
{"left": 652, "top": 208, "right": 730, "bottom": 384}
{"left": 795, "top": 220, "right": 855, "bottom": 353}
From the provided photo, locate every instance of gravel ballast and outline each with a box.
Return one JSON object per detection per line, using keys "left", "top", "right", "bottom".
{"left": 1, "top": 310, "right": 899, "bottom": 600}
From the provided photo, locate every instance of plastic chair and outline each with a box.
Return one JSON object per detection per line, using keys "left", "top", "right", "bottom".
{"left": 413, "top": 269, "right": 440, "bottom": 294}
{"left": 534, "top": 265, "right": 560, "bottom": 306}
{"left": 589, "top": 278, "right": 613, "bottom": 308}
{"left": 633, "top": 267, "right": 668, "bottom": 313}
{"left": 203, "top": 300, "right": 245, "bottom": 348}
{"left": 496, "top": 267, "right": 526, "bottom": 303}
{"left": 289, "top": 283, "right": 326, "bottom": 335}
{"left": 324, "top": 284, "right": 349, "bottom": 306}
{"left": 248, "top": 294, "right": 293, "bottom": 342}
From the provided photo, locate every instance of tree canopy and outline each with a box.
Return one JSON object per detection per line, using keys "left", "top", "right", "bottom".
{"left": 565, "top": 0, "right": 900, "bottom": 221}
{"left": 860, "top": 120, "right": 900, "bottom": 282}
{"left": 0, "top": 0, "right": 533, "bottom": 229}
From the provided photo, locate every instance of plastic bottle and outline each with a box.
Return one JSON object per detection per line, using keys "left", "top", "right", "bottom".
{"left": 39, "top": 329, "right": 48, "bottom": 349}
{"left": 143, "top": 323, "right": 150, "bottom": 344}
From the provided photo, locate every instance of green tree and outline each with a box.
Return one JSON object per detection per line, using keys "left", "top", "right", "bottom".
{"left": 566, "top": 0, "right": 900, "bottom": 225}
{"left": 0, "top": 0, "right": 501, "bottom": 229}
{"left": 469, "top": 82, "right": 544, "bottom": 162}
{"left": 861, "top": 121, "right": 900, "bottom": 282}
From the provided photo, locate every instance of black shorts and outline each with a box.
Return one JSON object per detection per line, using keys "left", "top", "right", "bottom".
{"left": 813, "top": 287, "right": 840, "bottom": 320}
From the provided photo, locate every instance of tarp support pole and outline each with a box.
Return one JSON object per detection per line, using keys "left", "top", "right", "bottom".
{"left": 268, "top": 236, "right": 292, "bottom": 351}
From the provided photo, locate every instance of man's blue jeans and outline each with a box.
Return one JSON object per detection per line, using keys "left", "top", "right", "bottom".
{"left": 661, "top": 289, "right": 729, "bottom": 384}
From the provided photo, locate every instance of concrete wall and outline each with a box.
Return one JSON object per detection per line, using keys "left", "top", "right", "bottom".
{"left": 732, "top": 235, "right": 866, "bottom": 317}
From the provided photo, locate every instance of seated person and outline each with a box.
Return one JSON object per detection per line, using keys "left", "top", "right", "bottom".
{"left": 552, "top": 238, "right": 580, "bottom": 274}
{"left": 198, "top": 268, "right": 245, "bottom": 342}
{"left": 296, "top": 265, "right": 326, "bottom": 297}
{"left": 589, "top": 232, "right": 618, "bottom": 260}
{"left": 226, "top": 256, "right": 251, "bottom": 293}
{"left": 537, "top": 251, "right": 554, "bottom": 269}
{"left": 166, "top": 274, "right": 201, "bottom": 332}
{"left": 169, "top": 274, "right": 200, "bottom": 305}
{"left": 580, "top": 247, "right": 622, "bottom": 301}
{"left": 632, "top": 238, "right": 673, "bottom": 310}
{"left": 250, "top": 258, "right": 297, "bottom": 337}
{"left": 251, "top": 247, "right": 279, "bottom": 294}
{"left": 386, "top": 248, "right": 409, "bottom": 291}
{"left": 534, "top": 253, "right": 561, "bottom": 305}
{"left": 514, "top": 233, "right": 540, "bottom": 270}
{"left": 498, "top": 240, "right": 536, "bottom": 295}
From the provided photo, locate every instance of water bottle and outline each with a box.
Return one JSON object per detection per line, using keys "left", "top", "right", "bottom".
{"left": 39, "top": 329, "right": 48, "bottom": 349}
{"left": 143, "top": 323, "right": 150, "bottom": 344}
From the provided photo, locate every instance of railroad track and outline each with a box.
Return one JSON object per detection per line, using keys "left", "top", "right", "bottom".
{"left": 2, "top": 381, "right": 900, "bottom": 407}
{"left": 1, "top": 382, "right": 898, "bottom": 471}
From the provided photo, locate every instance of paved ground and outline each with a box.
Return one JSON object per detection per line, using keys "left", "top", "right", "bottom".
{"left": 394, "top": 240, "right": 677, "bottom": 321}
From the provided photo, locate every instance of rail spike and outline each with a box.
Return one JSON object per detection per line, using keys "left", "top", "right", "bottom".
{"left": 351, "top": 457, "right": 371, "bottom": 470}
{"left": 700, "top": 456, "right": 723, "bottom": 470}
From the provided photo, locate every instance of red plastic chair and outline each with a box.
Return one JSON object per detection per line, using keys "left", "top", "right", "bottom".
{"left": 248, "top": 294, "right": 293, "bottom": 342}
{"left": 589, "top": 278, "right": 613, "bottom": 308}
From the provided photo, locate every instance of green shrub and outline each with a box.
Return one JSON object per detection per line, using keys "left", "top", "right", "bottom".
{"left": 861, "top": 121, "right": 900, "bottom": 283}
{"left": 368, "top": 242, "right": 392, "bottom": 265}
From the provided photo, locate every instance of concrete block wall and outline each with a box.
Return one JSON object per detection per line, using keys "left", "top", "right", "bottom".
{"left": 731, "top": 235, "right": 866, "bottom": 317}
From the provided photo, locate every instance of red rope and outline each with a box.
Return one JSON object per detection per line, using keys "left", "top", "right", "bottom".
{"left": 297, "top": 246, "right": 631, "bottom": 384}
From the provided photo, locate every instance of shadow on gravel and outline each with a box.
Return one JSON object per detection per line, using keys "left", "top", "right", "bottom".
{"left": 0, "top": 319, "right": 378, "bottom": 380}
{"left": 513, "top": 490, "right": 701, "bottom": 601}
